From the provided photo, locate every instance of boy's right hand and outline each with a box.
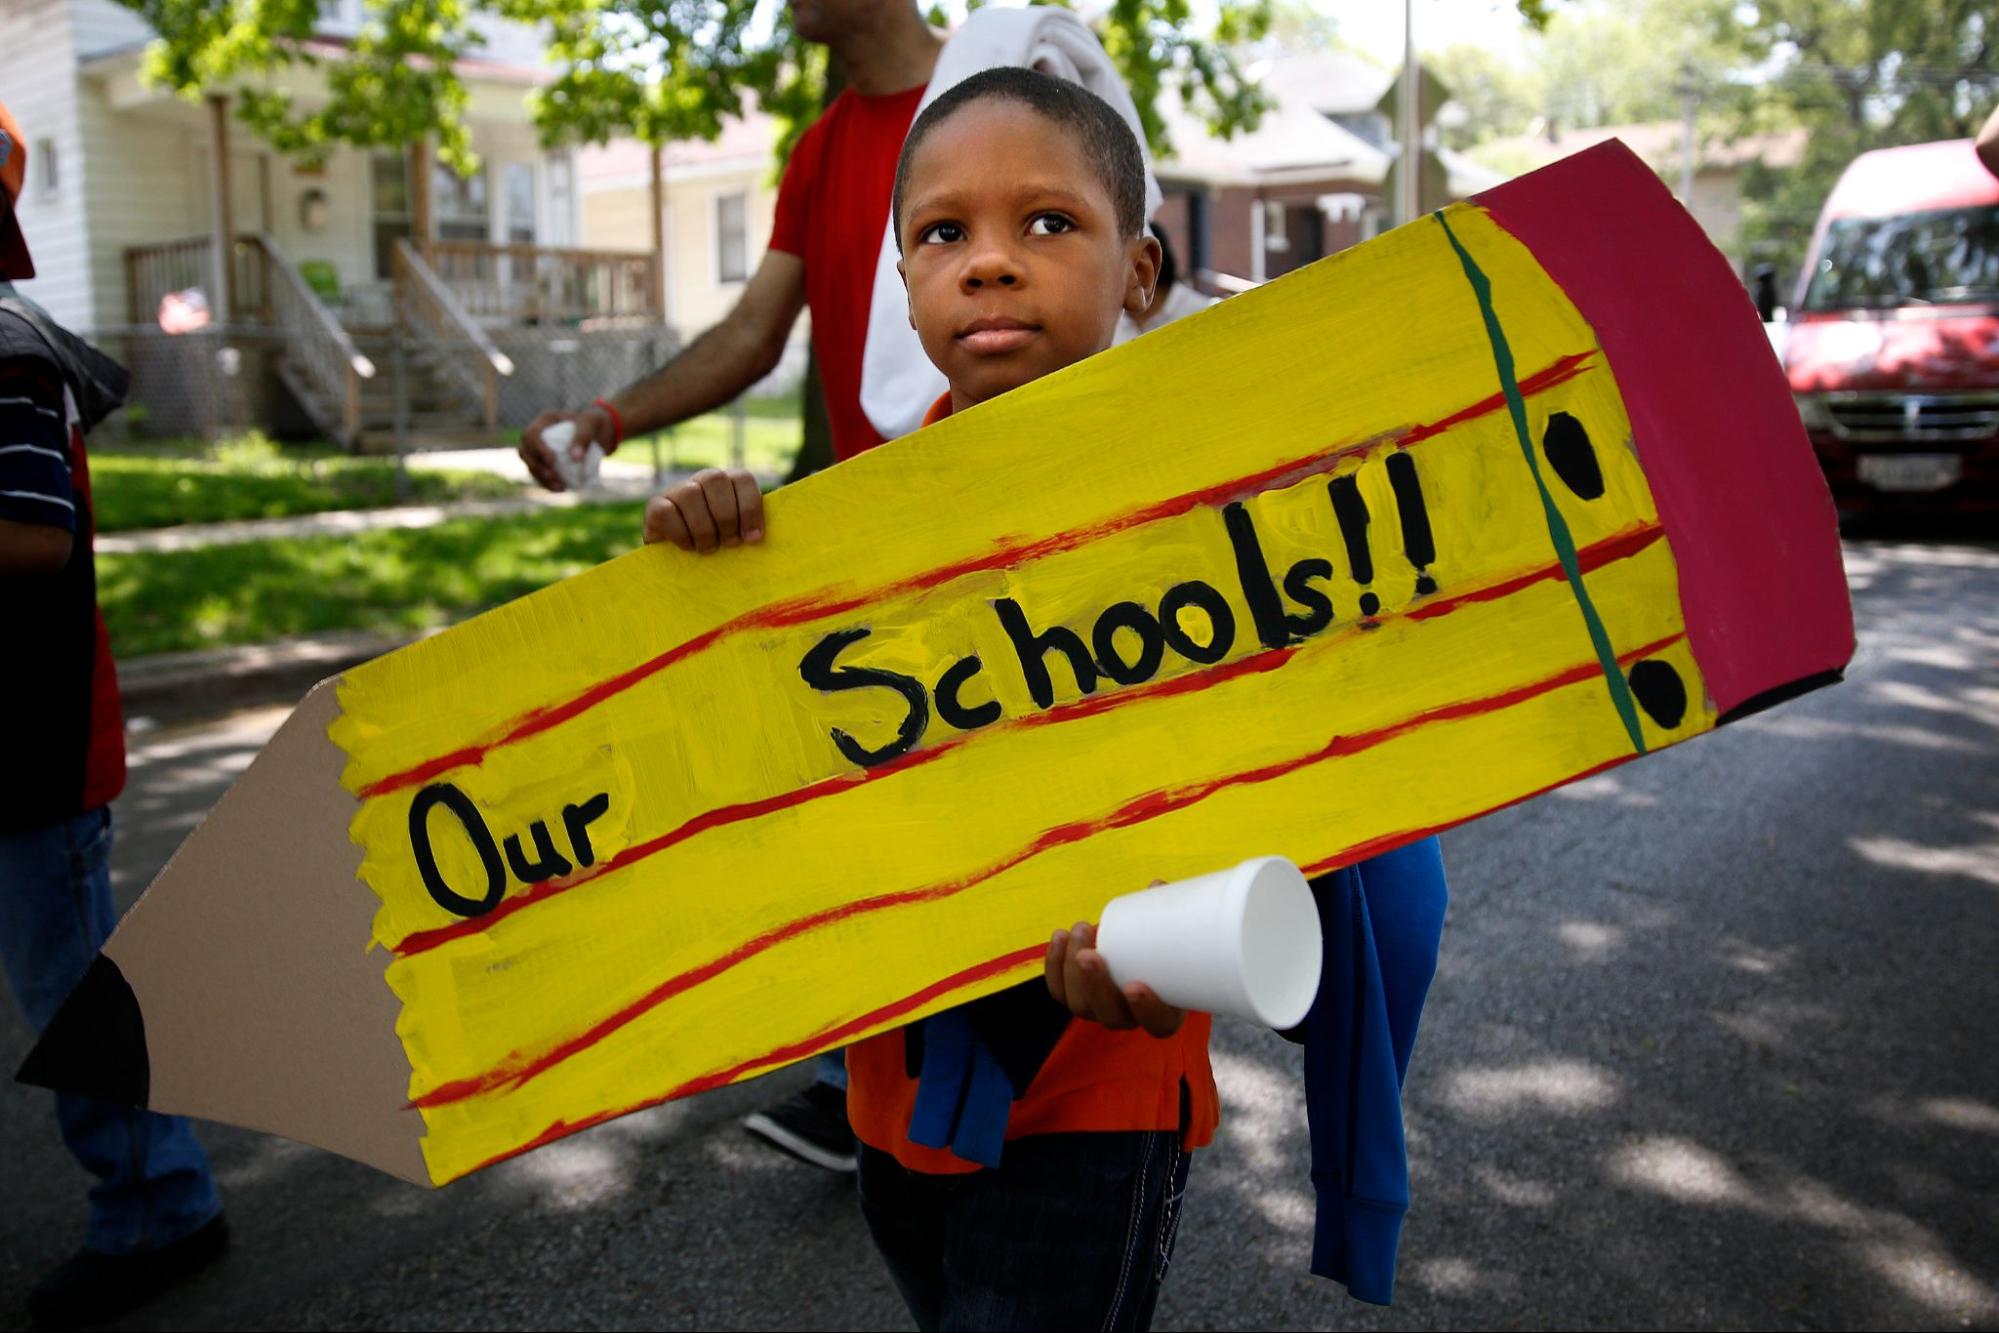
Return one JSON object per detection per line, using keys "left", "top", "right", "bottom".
{"left": 521, "top": 405, "right": 616, "bottom": 492}
{"left": 644, "top": 468, "right": 765, "bottom": 553}
{"left": 1045, "top": 918, "right": 1188, "bottom": 1040}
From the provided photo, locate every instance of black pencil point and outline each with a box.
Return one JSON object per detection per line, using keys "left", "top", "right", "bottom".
{"left": 17, "top": 954, "right": 150, "bottom": 1107}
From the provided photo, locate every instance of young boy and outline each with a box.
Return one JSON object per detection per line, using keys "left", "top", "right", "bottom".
{"left": 645, "top": 68, "right": 1210, "bottom": 1331}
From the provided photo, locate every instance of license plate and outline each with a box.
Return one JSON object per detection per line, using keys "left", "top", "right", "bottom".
{"left": 1859, "top": 453, "right": 1962, "bottom": 493}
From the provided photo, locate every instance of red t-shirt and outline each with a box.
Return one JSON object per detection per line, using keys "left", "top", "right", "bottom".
{"left": 768, "top": 84, "right": 926, "bottom": 462}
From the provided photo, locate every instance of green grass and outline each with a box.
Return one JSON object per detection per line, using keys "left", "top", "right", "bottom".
{"left": 99, "top": 504, "right": 643, "bottom": 658}
{"left": 498, "top": 398, "right": 804, "bottom": 478}
{"left": 638, "top": 410, "right": 801, "bottom": 477}
{"left": 92, "top": 433, "right": 519, "bottom": 533}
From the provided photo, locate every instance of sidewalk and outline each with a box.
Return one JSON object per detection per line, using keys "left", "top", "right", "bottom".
{"left": 118, "top": 627, "right": 429, "bottom": 723}
{"left": 96, "top": 442, "right": 735, "bottom": 554}
{"left": 98, "top": 486, "right": 644, "bottom": 554}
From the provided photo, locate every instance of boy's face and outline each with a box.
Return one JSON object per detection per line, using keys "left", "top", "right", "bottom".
{"left": 897, "top": 100, "right": 1159, "bottom": 413}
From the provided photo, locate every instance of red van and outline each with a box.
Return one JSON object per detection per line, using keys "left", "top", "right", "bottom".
{"left": 1783, "top": 138, "right": 1999, "bottom": 512}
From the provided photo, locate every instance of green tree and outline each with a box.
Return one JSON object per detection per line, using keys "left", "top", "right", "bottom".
{"left": 118, "top": 0, "right": 1277, "bottom": 169}
{"left": 1427, "top": 42, "right": 1540, "bottom": 149}
{"left": 1716, "top": 0, "right": 1999, "bottom": 274}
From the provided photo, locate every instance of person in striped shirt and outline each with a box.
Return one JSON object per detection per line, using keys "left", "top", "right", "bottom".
{"left": 0, "top": 101, "right": 228, "bottom": 1329}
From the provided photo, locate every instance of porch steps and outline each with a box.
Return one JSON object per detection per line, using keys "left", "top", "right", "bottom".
{"left": 274, "top": 332, "right": 497, "bottom": 451}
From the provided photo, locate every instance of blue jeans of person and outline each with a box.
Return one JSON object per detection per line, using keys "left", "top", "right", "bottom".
{"left": 0, "top": 807, "right": 222, "bottom": 1255}
{"left": 815, "top": 1049, "right": 847, "bottom": 1091}
{"left": 857, "top": 1128, "right": 1191, "bottom": 1332}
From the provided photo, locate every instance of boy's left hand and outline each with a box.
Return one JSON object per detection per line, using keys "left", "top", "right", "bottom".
{"left": 643, "top": 467, "right": 764, "bottom": 553}
{"left": 1045, "top": 919, "right": 1187, "bottom": 1039}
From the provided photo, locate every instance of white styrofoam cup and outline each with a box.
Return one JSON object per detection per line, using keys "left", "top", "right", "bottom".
{"left": 1094, "top": 855, "right": 1323, "bottom": 1029}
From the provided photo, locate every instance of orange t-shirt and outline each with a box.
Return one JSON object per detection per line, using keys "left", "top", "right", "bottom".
{"left": 844, "top": 393, "right": 1222, "bottom": 1173}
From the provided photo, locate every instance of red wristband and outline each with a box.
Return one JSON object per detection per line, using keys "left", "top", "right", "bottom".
{"left": 592, "top": 396, "right": 625, "bottom": 448}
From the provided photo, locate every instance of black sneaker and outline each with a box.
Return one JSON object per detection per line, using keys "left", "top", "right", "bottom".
{"left": 743, "top": 1080, "right": 857, "bottom": 1172}
{"left": 29, "top": 1211, "right": 229, "bottom": 1329}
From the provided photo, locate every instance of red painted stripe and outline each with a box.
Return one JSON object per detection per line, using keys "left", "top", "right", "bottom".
{"left": 448, "top": 943, "right": 1048, "bottom": 1180}
{"left": 359, "top": 351, "right": 1598, "bottom": 800}
{"left": 1408, "top": 524, "right": 1663, "bottom": 622}
{"left": 411, "top": 628, "right": 1681, "bottom": 1112}
{"left": 389, "top": 518, "right": 1665, "bottom": 958}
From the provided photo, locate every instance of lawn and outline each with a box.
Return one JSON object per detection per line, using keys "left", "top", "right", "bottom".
{"left": 633, "top": 410, "right": 801, "bottom": 477}
{"left": 92, "top": 433, "right": 519, "bottom": 532}
{"left": 99, "top": 503, "right": 644, "bottom": 658}
{"left": 502, "top": 398, "right": 803, "bottom": 479}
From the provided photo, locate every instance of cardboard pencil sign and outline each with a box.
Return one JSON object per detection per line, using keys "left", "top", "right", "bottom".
{"left": 22, "top": 142, "right": 1852, "bottom": 1187}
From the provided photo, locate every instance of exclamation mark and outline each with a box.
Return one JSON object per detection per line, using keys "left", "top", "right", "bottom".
{"left": 1385, "top": 452, "right": 1438, "bottom": 596}
{"left": 1327, "top": 474, "right": 1380, "bottom": 618}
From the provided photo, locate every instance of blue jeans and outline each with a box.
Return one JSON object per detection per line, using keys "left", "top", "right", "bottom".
{"left": 815, "top": 1048, "right": 848, "bottom": 1091}
{"left": 0, "top": 808, "right": 221, "bottom": 1255}
{"left": 857, "top": 1128, "right": 1191, "bottom": 1332}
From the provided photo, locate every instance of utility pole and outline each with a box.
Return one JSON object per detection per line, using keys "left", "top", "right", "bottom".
{"left": 1676, "top": 61, "right": 1700, "bottom": 206}
{"left": 1397, "top": 0, "right": 1421, "bottom": 226}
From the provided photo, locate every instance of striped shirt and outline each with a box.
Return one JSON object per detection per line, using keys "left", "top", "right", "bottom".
{"left": 0, "top": 356, "right": 126, "bottom": 825}
{"left": 0, "top": 363, "right": 75, "bottom": 527}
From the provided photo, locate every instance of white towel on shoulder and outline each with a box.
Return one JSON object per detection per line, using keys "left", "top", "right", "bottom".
{"left": 858, "top": 7, "right": 1161, "bottom": 441}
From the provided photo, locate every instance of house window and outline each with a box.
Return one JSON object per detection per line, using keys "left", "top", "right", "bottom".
{"left": 1263, "top": 200, "right": 1288, "bottom": 253}
{"left": 33, "top": 138, "right": 57, "bottom": 198}
{"left": 1184, "top": 190, "right": 1209, "bottom": 272}
{"left": 1331, "top": 112, "right": 1391, "bottom": 152}
{"left": 505, "top": 162, "right": 536, "bottom": 245}
{"left": 434, "top": 162, "right": 490, "bottom": 243}
{"left": 715, "top": 191, "right": 748, "bottom": 284}
{"left": 370, "top": 151, "right": 412, "bottom": 277}
{"left": 544, "top": 153, "right": 574, "bottom": 246}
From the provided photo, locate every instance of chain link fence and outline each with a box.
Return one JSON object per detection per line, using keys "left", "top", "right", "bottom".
{"left": 78, "top": 321, "right": 806, "bottom": 457}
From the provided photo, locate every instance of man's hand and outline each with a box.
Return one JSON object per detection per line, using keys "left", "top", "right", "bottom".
{"left": 1045, "top": 919, "right": 1187, "bottom": 1039}
{"left": 643, "top": 467, "right": 765, "bottom": 553}
{"left": 520, "top": 404, "right": 616, "bottom": 493}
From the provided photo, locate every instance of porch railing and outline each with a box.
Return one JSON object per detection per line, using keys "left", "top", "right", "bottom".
{"left": 125, "top": 234, "right": 267, "bottom": 326}
{"left": 426, "top": 240, "right": 659, "bottom": 325}
{"left": 393, "top": 239, "right": 511, "bottom": 428}
{"left": 252, "top": 233, "right": 375, "bottom": 443}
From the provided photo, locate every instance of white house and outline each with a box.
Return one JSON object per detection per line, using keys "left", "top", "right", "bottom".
{"left": 0, "top": 0, "right": 664, "bottom": 447}
{"left": 1152, "top": 53, "right": 1505, "bottom": 290}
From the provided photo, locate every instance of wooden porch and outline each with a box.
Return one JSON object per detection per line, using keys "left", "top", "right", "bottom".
{"left": 119, "top": 102, "right": 661, "bottom": 448}
{"left": 124, "top": 233, "right": 658, "bottom": 448}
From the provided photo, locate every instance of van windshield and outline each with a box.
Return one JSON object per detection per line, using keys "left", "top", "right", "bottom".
{"left": 1802, "top": 204, "right": 1999, "bottom": 311}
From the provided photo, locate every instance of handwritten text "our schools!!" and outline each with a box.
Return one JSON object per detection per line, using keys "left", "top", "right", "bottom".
{"left": 796, "top": 455, "right": 1439, "bottom": 771}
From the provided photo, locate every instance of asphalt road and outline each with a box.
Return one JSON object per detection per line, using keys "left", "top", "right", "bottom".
{"left": 3, "top": 532, "right": 1995, "bottom": 1331}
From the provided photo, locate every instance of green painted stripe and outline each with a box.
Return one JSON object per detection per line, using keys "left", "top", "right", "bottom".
{"left": 1432, "top": 209, "right": 1648, "bottom": 756}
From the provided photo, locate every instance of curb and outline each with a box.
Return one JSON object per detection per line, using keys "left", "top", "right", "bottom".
{"left": 118, "top": 629, "right": 426, "bottom": 722}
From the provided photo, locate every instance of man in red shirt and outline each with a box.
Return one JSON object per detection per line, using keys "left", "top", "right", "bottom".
{"left": 519, "top": 0, "right": 943, "bottom": 479}
{"left": 520, "top": 0, "right": 946, "bottom": 1170}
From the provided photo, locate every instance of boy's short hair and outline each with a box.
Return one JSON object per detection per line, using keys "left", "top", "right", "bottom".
{"left": 891, "top": 66, "right": 1147, "bottom": 248}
